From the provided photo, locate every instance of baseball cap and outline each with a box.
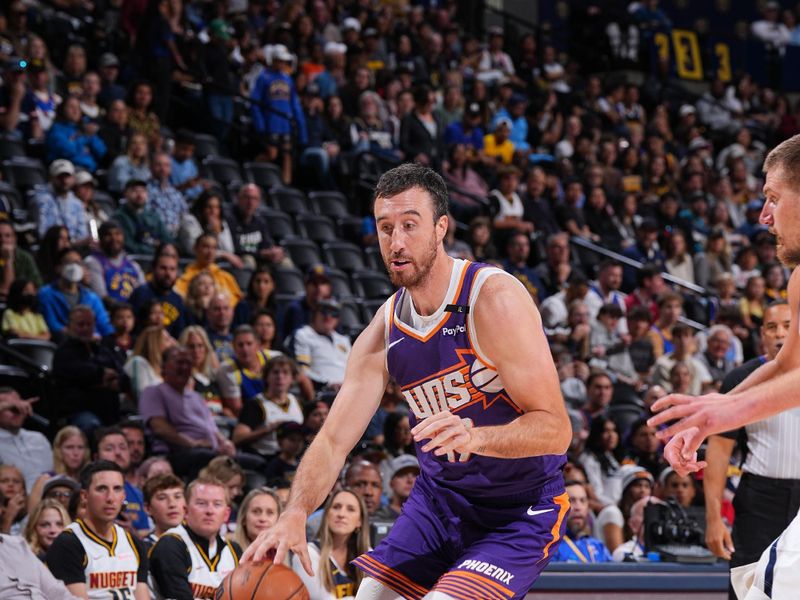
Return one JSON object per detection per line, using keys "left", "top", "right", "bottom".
{"left": 306, "top": 264, "right": 331, "bottom": 284}
{"left": 388, "top": 455, "right": 420, "bottom": 479}
{"left": 509, "top": 93, "right": 527, "bottom": 106}
{"left": 271, "top": 44, "right": 294, "bottom": 63}
{"left": 124, "top": 178, "right": 147, "bottom": 190}
{"left": 342, "top": 17, "right": 361, "bottom": 33}
{"left": 43, "top": 475, "right": 80, "bottom": 498}
{"left": 620, "top": 465, "right": 654, "bottom": 493}
{"left": 49, "top": 159, "right": 75, "bottom": 177}
{"left": 324, "top": 41, "right": 347, "bottom": 56}
{"left": 679, "top": 104, "right": 696, "bottom": 117}
{"left": 99, "top": 52, "right": 120, "bottom": 68}
{"left": 74, "top": 170, "right": 95, "bottom": 187}
{"left": 277, "top": 421, "right": 305, "bottom": 439}
{"left": 688, "top": 136, "right": 711, "bottom": 152}
{"left": 316, "top": 297, "right": 341, "bottom": 313}
{"left": 488, "top": 25, "right": 503, "bottom": 37}
{"left": 209, "top": 19, "right": 230, "bottom": 40}
{"left": 466, "top": 102, "right": 481, "bottom": 117}
{"left": 494, "top": 117, "right": 512, "bottom": 131}
{"left": 363, "top": 27, "right": 378, "bottom": 38}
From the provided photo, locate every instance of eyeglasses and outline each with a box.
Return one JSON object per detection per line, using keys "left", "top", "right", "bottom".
{"left": 46, "top": 491, "right": 73, "bottom": 499}
{"left": 320, "top": 309, "right": 340, "bottom": 318}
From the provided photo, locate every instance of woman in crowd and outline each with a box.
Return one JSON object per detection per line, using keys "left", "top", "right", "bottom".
{"left": 234, "top": 487, "right": 282, "bottom": 551}
{"left": 694, "top": 228, "right": 733, "bottom": 292}
{"left": 594, "top": 466, "right": 654, "bottom": 553}
{"left": 764, "top": 262, "right": 788, "bottom": 301}
{"left": 1, "top": 278, "right": 50, "bottom": 340}
{"left": 24, "top": 498, "right": 70, "bottom": 560}
{"left": 36, "top": 226, "right": 70, "bottom": 283}
{"left": 739, "top": 275, "right": 767, "bottom": 330}
{"left": 46, "top": 96, "right": 106, "bottom": 172}
{"left": 177, "top": 190, "right": 240, "bottom": 267}
{"left": 664, "top": 230, "right": 695, "bottom": 284}
{"left": 467, "top": 216, "right": 498, "bottom": 262}
{"left": 178, "top": 325, "right": 226, "bottom": 416}
{"left": 658, "top": 468, "right": 698, "bottom": 509}
{"left": 124, "top": 325, "right": 175, "bottom": 401}
{"left": 234, "top": 266, "right": 277, "bottom": 327}
{"left": 442, "top": 143, "right": 489, "bottom": 220}
{"left": 184, "top": 271, "right": 217, "bottom": 327}
{"left": 0, "top": 464, "right": 28, "bottom": 535}
{"left": 108, "top": 132, "right": 151, "bottom": 193}
{"left": 625, "top": 418, "right": 666, "bottom": 480}
{"left": 579, "top": 416, "right": 625, "bottom": 510}
{"left": 291, "top": 489, "right": 370, "bottom": 600}
{"left": 127, "top": 80, "right": 161, "bottom": 149}
{"left": 28, "top": 426, "right": 89, "bottom": 511}
{"left": 251, "top": 309, "right": 284, "bottom": 355}
{"left": 382, "top": 412, "right": 413, "bottom": 459}
{"left": 134, "top": 298, "right": 166, "bottom": 335}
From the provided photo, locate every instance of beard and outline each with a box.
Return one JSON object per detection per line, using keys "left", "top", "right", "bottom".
{"left": 384, "top": 235, "right": 439, "bottom": 289}
{"left": 777, "top": 237, "right": 800, "bottom": 269}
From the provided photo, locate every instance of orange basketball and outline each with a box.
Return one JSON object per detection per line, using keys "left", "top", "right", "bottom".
{"left": 217, "top": 562, "right": 309, "bottom": 600}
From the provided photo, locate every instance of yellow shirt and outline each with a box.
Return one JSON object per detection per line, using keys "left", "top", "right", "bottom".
{"left": 483, "top": 134, "right": 514, "bottom": 164}
{"left": 174, "top": 263, "right": 243, "bottom": 304}
{"left": 1, "top": 309, "right": 49, "bottom": 337}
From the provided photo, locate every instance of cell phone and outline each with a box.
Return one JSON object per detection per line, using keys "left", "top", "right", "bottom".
{"left": 117, "top": 500, "right": 129, "bottom": 521}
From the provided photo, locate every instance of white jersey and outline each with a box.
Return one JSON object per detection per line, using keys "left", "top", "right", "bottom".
{"left": 156, "top": 524, "right": 238, "bottom": 600}
{"left": 66, "top": 519, "right": 141, "bottom": 600}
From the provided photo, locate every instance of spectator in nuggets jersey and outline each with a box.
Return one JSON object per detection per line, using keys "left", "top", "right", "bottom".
{"left": 226, "top": 184, "right": 286, "bottom": 268}
{"left": 46, "top": 461, "right": 149, "bottom": 600}
{"left": 84, "top": 221, "right": 145, "bottom": 303}
{"left": 149, "top": 476, "right": 240, "bottom": 600}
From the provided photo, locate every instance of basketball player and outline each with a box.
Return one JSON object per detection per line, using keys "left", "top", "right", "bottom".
{"left": 149, "top": 476, "right": 240, "bottom": 600}
{"left": 46, "top": 460, "right": 149, "bottom": 600}
{"left": 648, "top": 134, "right": 800, "bottom": 597}
{"left": 243, "top": 163, "right": 571, "bottom": 600}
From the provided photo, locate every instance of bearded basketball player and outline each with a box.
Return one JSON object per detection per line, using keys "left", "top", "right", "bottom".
{"left": 242, "top": 163, "right": 571, "bottom": 600}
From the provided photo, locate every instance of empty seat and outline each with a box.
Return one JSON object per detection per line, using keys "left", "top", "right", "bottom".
{"left": 193, "top": 133, "right": 221, "bottom": 159}
{"left": 322, "top": 241, "right": 365, "bottom": 272}
{"left": 92, "top": 190, "right": 117, "bottom": 216}
{"left": 274, "top": 266, "right": 305, "bottom": 295}
{"left": 361, "top": 299, "right": 385, "bottom": 321}
{"left": 2, "top": 157, "right": 46, "bottom": 192}
{"left": 308, "top": 190, "right": 350, "bottom": 218}
{"left": 0, "top": 181, "right": 25, "bottom": 222}
{"left": 269, "top": 186, "right": 311, "bottom": 216}
{"left": 364, "top": 246, "right": 385, "bottom": 272}
{"left": 339, "top": 300, "right": 365, "bottom": 336}
{"left": 296, "top": 214, "right": 337, "bottom": 244}
{"left": 0, "top": 135, "right": 26, "bottom": 160}
{"left": 351, "top": 270, "right": 394, "bottom": 300}
{"left": 232, "top": 268, "right": 254, "bottom": 291}
{"left": 7, "top": 339, "right": 58, "bottom": 372}
{"left": 263, "top": 210, "right": 295, "bottom": 242}
{"left": 202, "top": 157, "right": 243, "bottom": 187}
{"left": 244, "top": 162, "right": 283, "bottom": 190}
{"left": 326, "top": 267, "right": 354, "bottom": 300}
{"left": 281, "top": 238, "right": 321, "bottom": 272}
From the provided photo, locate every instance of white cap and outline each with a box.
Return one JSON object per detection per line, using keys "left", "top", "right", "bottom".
{"left": 271, "top": 44, "right": 294, "bottom": 63}
{"left": 324, "top": 41, "right": 347, "bottom": 56}
{"left": 49, "top": 159, "right": 75, "bottom": 177}
{"left": 342, "top": 17, "right": 361, "bottom": 32}
{"left": 679, "top": 104, "right": 696, "bottom": 117}
{"left": 74, "top": 170, "right": 95, "bottom": 186}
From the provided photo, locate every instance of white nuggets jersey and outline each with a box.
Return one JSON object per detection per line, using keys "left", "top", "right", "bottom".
{"left": 157, "top": 524, "right": 238, "bottom": 599}
{"left": 67, "top": 519, "right": 141, "bottom": 600}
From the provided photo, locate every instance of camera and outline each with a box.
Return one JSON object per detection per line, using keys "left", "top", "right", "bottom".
{"left": 644, "top": 498, "right": 704, "bottom": 548}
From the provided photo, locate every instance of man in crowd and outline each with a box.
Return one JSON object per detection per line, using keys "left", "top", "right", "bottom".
{"left": 129, "top": 250, "right": 187, "bottom": 338}
{"left": 535, "top": 232, "right": 585, "bottom": 298}
{"left": 696, "top": 325, "right": 736, "bottom": 389}
{"left": 95, "top": 426, "right": 149, "bottom": 535}
{"left": 147, "top": 152, "right": 187, "bottom": 238}
{"left": 142, "top": 473, "right": 186, "bottom": 548}
{"left": 0, "top": 530, "right": 80, "bottom": 599}
{"left": 582, "top": 371, "right": 614, "bottom": 424}
{"left": 651, "top": 324, "right": 713, "bottom": 395}
{"left": 52, "top": 305, "right": 123, "bottom": 434}
{"left": 174, "top": 234, "right": 242, "bottom": 302}
{"left": 503, "top": 232, "right": 547, "bottom": 305}
{"left": 113, "top": 179, "right": 172, "bottom": 256}
{"left": 0, "top": 386, "right": 52, "bottom": 491}
{"left": 373, "top": 455, "right": 419, "bottom": 523}
{"left": 554, "top": 480, "right": 613, "bottom": 563}
{"left": 84, "top": 221, "right": 146, "bottom": 303}
{"left": 291, "top": 298, "right": 351, "bottom": 390}
{"left": 586, "top": 260, "right": 627, "bottom": 323}
{"left": 205, "top": 292, "right": 236, "bottom": 361}
{"left": 226, "top": 183, "right": 286, "bottom": 268}
{"left": 149, "top": 476, "right": 240, "bottom": 600}
{"left": 120, "top": 420, "right": 146, "bottom": 486}
{"left": 47, "top": 461, "right": 149, "bottom": 600}
{"left": 38, "top": 248, "right": 113, "bottom": 339}
{"left": 33, "top": 159, "right": 88, "bottom": 242}
{"left": 282, "top": 264, "right": 333, "bottom": 337}
{"left": 0, "top": 220, "right": 41, "bottom": 298}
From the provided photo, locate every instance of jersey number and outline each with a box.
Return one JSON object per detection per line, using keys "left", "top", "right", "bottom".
{"left": 110, "top": 589, "right": 132, "bottom": 600}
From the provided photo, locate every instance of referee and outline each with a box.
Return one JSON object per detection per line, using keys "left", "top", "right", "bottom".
{"left": 703, "top": 301, "right": 799, "bottom": 599}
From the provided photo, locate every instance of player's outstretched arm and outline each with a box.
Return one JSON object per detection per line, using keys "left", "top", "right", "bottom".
{"left": 414, "top": 274, "right": 571, "bottom": 459}
{"left": 240, "top": 307, "right": 389, "bottom": 571}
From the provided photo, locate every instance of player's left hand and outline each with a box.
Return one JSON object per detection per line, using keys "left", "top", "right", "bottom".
{"left": 662, "top": 427, "right": 707, "bottom": 477}
{"left": 411, "top": 411, "right": 474, "bottom": 462}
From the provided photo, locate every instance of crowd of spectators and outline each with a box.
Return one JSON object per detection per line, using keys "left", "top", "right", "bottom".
{"left": 0, "top": 0, "right": 797, "bottom": 594}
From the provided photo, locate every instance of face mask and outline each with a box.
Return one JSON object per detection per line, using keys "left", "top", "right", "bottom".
{"left": 62, "top": 263, "right": 84, "bottom": 283}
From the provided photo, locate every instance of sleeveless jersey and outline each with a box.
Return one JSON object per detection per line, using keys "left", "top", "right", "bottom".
{"left": 311, "top": 541, "right": 354, "bottom": 598}
{"left": 92, "top": 252, "right": 141, "bottom": 302}
{"left": 225, "top": 349, "right": 271, "bottom": 401}
{"left": 156, "top": 524, "right": 238, "bottom": 600}
{"left": 66, "top": 519, "right": 141, "bottom": 600}
{"left": 385, "top": 259, "right": 565, "bottom": 499}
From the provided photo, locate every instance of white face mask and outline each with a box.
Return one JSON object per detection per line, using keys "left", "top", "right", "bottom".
{"left": 62, "top": 263, "right": 84, "bottom": 283}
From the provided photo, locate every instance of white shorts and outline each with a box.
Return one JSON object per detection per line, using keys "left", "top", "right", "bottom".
{"left": 732, "top": 510, "right": 800, "bottom": 599}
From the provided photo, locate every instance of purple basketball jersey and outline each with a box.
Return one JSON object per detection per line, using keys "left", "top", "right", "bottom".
{"left": 385, "top": 259, "right": 566, "bottom": 499}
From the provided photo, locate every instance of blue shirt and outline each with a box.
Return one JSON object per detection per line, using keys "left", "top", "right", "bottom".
{"left": 33, "top": 188, "right": 89, "bottom": 241}
{"left": 169, "top": 157, "right": 203, "bottom": 200}
{"left": 38, "top": 283, "right": 113, "bottom": 337}
{"left": 443, "top": 121, "right": 484, "bottom": 150}
{"left": 491, "top": 108, "right": 530, "bottom": 151}
{"left": 553, "top": 534, "right": 613, "bottom": 563}
{"left": 124, "top": 481, "right": 150, "bottom": 531}
{"left": 250, "top": 68, "right": 308, "bottom": 144}
{"left": 147, "top": 180, "right": 187, "bottom": 237}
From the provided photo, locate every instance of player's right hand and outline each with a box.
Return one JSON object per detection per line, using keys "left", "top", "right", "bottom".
{"left": 706, "top": 517, "right": 735, "bottom": 560}
{"left": 240, "top": 509, "right": 313, "bottom": 575}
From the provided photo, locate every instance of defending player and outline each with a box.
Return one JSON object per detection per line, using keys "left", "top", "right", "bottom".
{"left": 46, "top": 460, "right": 149, "bottom": 600}
{"left": 648, "top": 134, "right": 800, "bottom": 597}
{"left": 243, "top": 164, "right": 571, "bottom": 600}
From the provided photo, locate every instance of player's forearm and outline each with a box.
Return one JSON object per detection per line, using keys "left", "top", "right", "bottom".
{"left": 703, "top": 435, "right": 735, "bottom": 524}
{"left": 284, "top": 430, "right": 348, "bottom": 517}
{"left": 729, "top": 359, "right": 780, "bottom": 395}
{"left": 470, "top": 410, "right": 571, "bottom": 458}
{"left": 727, "top": 366, "right": 800, "bottom": 427}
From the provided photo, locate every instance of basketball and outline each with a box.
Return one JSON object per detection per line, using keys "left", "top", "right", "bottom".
{"left": 216, "top": 562, "right": 309, "bottom": 600}
{"left": 470, "top": 358, "right": 502, "bottom": 393}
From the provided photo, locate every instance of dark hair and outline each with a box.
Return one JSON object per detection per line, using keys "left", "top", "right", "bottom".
{"left": 108, "top": 302, "right": 134, "bottom": 319}
{"left": 598, "top": 259, "right": 622, "bottom": 273}
{"left": 55, "top": 246, "right": 80, "bottom": 265}
{"left": 383, "top": 412, "right": 411, "bottom": 456}
{"left": 246, "top": 265, "right": 276, "bottom": 310}
{"left": 627, "top": 306, "right": 653, "bottom": 324}
{"left": 585, "top": 416, "right": 621, "bottom": 475}
{"left": 134, "top": 298, "right": 161, "bottom": 334}
{"left": 263, "top": 355, "right": 299, "bottom": 379}
{"left": 143, "top": 473, "right": 184, "bottom": 504}
{"left": 79, "top": 460, "right": 124, "bottom": 490}
{"left": 118, "top": 419, "right": 145, "bottom": 433}
{"left": 36, "top": 226, "right": 70, "bottom": 282}
{"left": 191, "top": 189, "right": 225, "bottom": 228}
{"left": 587, "top": 370, "right": 612, "bottom": 388}
{"left": 637, "top": 264, "right": 662, "bottom": 286}
{"left": 374, "top": 163, "right": 449, "bottom": 222}
{"left": 233, "top": 324, "right": 256, "bottom": 339}
{"left": 6, "top": 278, "right": 36, "bottom": 312}
{"left": 94, "top": 425, "right": 125, "bottom": 448}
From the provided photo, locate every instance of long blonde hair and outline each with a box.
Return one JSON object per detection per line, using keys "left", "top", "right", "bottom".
{"left": 52, "top": 426, "right": 90, "bottom": 476}
{"left": 316, "top": 489, "right": 370, "bottom": 595}
{"left": 178, "top": 325, "right": 219, "bottom": 376}
{"left": 24, "top": 499, "right": 71, "bottom": 557}
{"left": 234, "top": 487, "right": 283, "bottom": 549}
{"left": 185, "top": 271, "right": 216, "bottom": 318}
{"left": 133, "top": 326, "right": 168, "bottom": 372}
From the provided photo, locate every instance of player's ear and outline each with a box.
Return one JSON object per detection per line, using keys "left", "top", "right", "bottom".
{"left": 436, "top": 214, "right": 448, "bottom": 242}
